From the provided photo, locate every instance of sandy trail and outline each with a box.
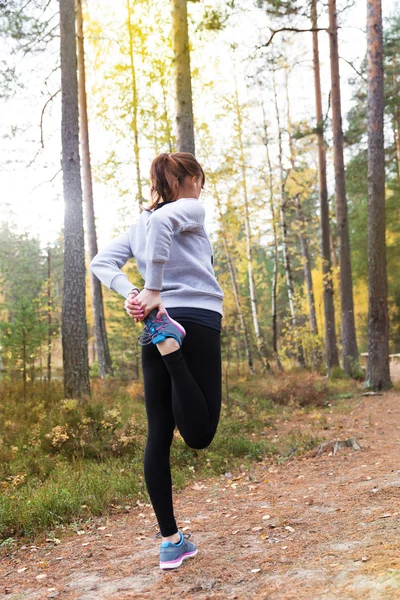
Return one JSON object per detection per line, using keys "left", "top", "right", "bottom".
{"left": 1, "top": 387, "right": 400, "bottom": 600}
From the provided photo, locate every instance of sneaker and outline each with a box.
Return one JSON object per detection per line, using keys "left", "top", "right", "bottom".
{"left": 153, "top": 530, "right": 198, "bottom": 569}
{"left": 138, "top": 308, "right": 186, "bottom": 346}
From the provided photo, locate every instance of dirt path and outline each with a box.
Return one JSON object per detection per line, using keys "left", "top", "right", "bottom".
{"left": 2, "top": 389, "right": 400, "bottom": 600}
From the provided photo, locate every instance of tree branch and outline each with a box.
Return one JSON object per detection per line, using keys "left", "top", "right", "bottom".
{"left": 31, "top": 168, "right": 62, "bottom": 192}
{"left": 40, "top": 89, "right": 60, "bottom": 148}
{"left": 258, "top": 27, "right": 328, "bottom": 50}
{"left": 340, "top": 56, "right": 366, "bottom": 81}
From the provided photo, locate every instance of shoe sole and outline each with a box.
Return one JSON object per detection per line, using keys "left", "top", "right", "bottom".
{"left": 159, "top": 548, "right": 198, "bottom": 569}
{"left": 164, "top": 310, "right": 186, "bottom": 337}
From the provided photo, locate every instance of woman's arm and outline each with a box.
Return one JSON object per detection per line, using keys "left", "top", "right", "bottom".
{"left": 90, "top": 228, "right": 139, "bottom": 298}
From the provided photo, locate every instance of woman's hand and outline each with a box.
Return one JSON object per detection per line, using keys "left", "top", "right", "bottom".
{"left": 124, "top": 289, "right": 143, "bottom": 320}
{"left": 131, "top": 288, "right": 166, "bottom": 321}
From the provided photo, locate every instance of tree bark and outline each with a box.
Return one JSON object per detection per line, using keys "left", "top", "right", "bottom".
{"left": 328, "top": 0, "right": 359, "bottom": 375}
{"left": 60, "top": 0, "right": 90, "bottom": 399}
{"left": 76, "top": 0, "right": 113, "bottom": 379}
{"left": 365, "top": 0, "right": 392, "bottom": 390}
{"left": 126, "top": 0, "right": 145, "bottom": 209}
{"left": 311, "top": 0, "right": 340, "bottom": 373}
{"left": 172, "top": 0, "right": 195, "bottom": 154}
{"left": 234, "top": 72, "right": 270, "bottom": 371}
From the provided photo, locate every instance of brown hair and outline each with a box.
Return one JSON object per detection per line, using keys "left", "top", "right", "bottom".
{"left": 148, "top": 152, "right": 205, "bottom": 210}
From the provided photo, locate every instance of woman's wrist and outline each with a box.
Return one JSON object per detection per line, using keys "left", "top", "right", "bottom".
{"left": 144, "top": 288, "right": 161, "bottom": 294}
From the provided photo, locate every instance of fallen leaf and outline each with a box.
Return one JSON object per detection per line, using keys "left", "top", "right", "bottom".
{"left": 192, "top": 482, "right": 205, "bottom": 491}
{"left": 262, "top": 515, "right": 271, "bottom": 520}
{"left": 252, "top": 526, "right": 263, "bottom": 532}
{"left": 285, "top": 526, "right": 295, "bottom": 532}
{"left": 97, "top": 526, "right": 107, "bottom": 530}
{"left": 232, "top": 530, "right": 240, "bottom": 535}
{"left": 251, "top": 568, "right": 261, "bottom": 573}
{"left": 36, "top": 574, "right": 47, "bottom": 580}
{"left": 17, "top": 567, "right": 27, "bottom": 573}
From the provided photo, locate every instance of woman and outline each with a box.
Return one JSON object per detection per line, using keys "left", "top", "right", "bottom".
{"left": 90, "top": 152, "right": 224, "bottom": 570}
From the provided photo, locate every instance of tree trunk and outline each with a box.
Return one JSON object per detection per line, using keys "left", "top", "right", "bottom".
{"left": 261, "top": 100, "right": 283, "bottom": 371}
{"left": 234, "top": 72, "right": 270, "bottom": 371}
{"left": 272, "top": 66, "right": 304, "bottom": 367}
{"left": 328, "top": 0, "right": 359, "bottom": 375}
{"left": 172, "top": 0, "right": 195, "bottom": 154}
{"left": 60, "top": 0, "right": 90, "bottom": 399}
{"left": 47, "top": 247, "right": 52, "bottom": 382}
{"left": 76, "top": 0, "right": 113, "bottom": 380}
{"left": 215, "top": 191, "right": 255, "bottom": 375}
{"left": 126, "top": 0, "right": 145, "bottom": 209}
{"left": 365, "top": 0, "right": 392, "bottom": 390}
{"left": 312, "top": 0, "right": 340, "bottom": 373}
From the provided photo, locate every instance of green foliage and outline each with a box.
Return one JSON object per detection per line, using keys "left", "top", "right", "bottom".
{"left": 0, "top": 371, "right": 352, "bottom": 541}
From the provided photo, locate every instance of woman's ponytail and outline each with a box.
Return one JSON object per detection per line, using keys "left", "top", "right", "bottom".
{"left": 149, "top": 152, "right": 205, "bottom": 210}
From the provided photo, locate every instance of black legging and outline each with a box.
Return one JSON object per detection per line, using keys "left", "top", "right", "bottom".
{"left": 142, "top": 321, "right": 222, "bottom": 537}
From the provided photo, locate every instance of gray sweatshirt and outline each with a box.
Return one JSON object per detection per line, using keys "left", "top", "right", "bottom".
{"left": 90, "top": 197, "right": 224, "bottom": 315}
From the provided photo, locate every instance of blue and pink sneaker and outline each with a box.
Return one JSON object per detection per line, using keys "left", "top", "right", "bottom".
{"left": 138, "top": 308, "right": 186, "bottom": 346}
{"left": 153, "top": 530, "right": 198, "bottom": 569}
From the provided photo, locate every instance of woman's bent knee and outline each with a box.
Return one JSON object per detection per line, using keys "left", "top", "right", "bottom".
{"left": 184, "top": 430, "right": 216, "bottom": 450}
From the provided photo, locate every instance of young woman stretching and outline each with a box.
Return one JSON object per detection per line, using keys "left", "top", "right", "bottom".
{"left": 90, "top": 152, "right": 224, "bottom": 569}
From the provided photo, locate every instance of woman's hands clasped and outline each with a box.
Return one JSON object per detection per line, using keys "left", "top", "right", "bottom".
{"left": 124, "top": 288, "right": 166, "bottom": 322}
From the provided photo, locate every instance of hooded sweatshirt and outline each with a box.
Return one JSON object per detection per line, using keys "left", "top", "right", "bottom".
{"left": 90, "top": 197, "right": 224, "bottom": 315}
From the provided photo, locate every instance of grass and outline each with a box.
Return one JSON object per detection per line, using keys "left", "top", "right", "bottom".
{"left": 0, "top": 370, "right": 359, "bottom": 548}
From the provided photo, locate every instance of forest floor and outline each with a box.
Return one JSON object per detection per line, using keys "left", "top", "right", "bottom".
{"left": 1, "top": 368, "right": 400, "bottom": 600}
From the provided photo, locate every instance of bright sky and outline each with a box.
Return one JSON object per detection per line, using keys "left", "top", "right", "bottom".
{"left": 0, "top": 0, "right": 397, "bottom": 248}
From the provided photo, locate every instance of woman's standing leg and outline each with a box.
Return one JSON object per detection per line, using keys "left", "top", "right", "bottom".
{"left": 142, "top": 342, "right": 178, "bottom": 537}
{"left": 160, "top": 322, "right": 222, "bottom": 449}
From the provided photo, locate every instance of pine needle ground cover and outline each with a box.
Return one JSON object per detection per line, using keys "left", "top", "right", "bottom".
{"left": 0, "top": 374, "right": 357, "bottom": 545}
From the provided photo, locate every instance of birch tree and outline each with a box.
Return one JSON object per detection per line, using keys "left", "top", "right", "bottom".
{"left": 233, "top": 69, "right": 270, "bottom": 371}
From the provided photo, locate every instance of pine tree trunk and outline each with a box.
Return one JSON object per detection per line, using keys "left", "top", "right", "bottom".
{"left": 76, "top": 0, "right": 113, "bottom": 379}
{"left": 312, "top": 0, "right": 339, "bottom": 373}
{"left": 60, "top": 0, "right": 90, "bottom": 399}
{"left": 365, "top": 0, "right": 392, "bottom": 390}
{"left": 261, "top": 102, "right": 283, "bottom": 371}
{"left": 215, "top": 192, "right": 255, "bottom": 375}
{"left": 234, "top": 74, "right": 270, "bottom": 371}
{"left": 328, "top": 0, "right": 359, "bottom": 375}
{"left": 172, "top": 0, "right": 195, "bottom": 154}
{"left": 47, "top": 247, "right": 52, "bottom": 382}
{"left": 126, "top": 0, "right": 145, "bottom": 209}
{"left": 272, "top": 66, "right": 304, "bottom": 367}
